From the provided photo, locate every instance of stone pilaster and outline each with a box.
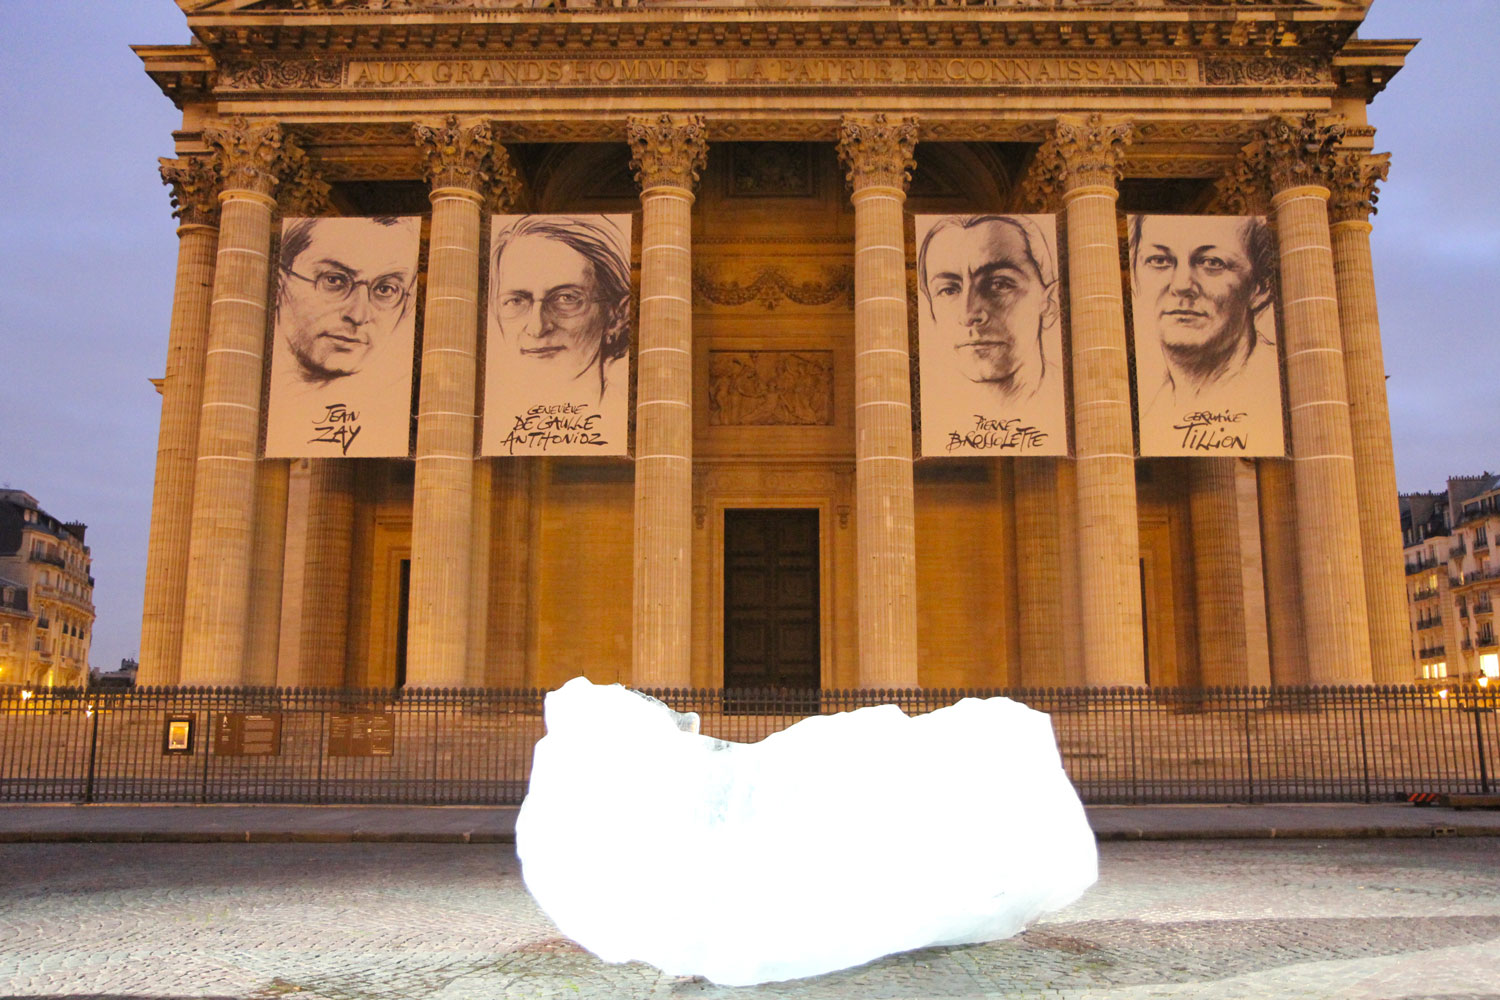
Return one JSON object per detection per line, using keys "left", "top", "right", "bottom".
{"left": 627, "top": 113, "right": 707, "bottom": 688}
{"left": 1253, "top": 115, "right": 1373, "bottom": 683}
{"left": 178, "top": 118, "right": 286, "bottom": 687}
{"left": 836, "top": 113, "right": 920, "bottom": 689}
{"left": 405, "top": 116, "right": 511, "bottom": 689}
{"left": 1330, "top": 150, "right": 1408, "bottom": 684}
{"left": 1043, "top": 114, "right": 1145, "bottom": 686}
{"left": 139, "top": 155, "right": 221, "bottom": 688}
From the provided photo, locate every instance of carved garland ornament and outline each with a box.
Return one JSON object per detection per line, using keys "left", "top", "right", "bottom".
{"left": 1328, "top": 150, "right": 1391, "bottom": 225}
{"left": 836, "top": 114, "right": 918, "bottom": 192}
{"left": 692, "top": 264, "right": 854, "bottom": 311}
{"left": 1201, "top": 54, "right": 1325, "bottom": 88}
{"left": 159, "top": 155, "right": 222, "bottom": 227}
{"left": 217, "top": 58, "right": 343, "bottom": 91}
{"left": 626, "top": 113, "right": 709, "bottom": 191}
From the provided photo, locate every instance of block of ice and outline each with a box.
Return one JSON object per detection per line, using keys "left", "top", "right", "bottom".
{"left": 515, "top": 677, "right": 1097, "bottom": 986}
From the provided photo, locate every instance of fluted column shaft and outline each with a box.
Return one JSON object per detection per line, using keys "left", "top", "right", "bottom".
{"left": 1190, "top": 459, "right": 1250, "bottom": 685}
{"left": 139, "top": 157, "right": 220, "bottom": 687}
{"left": 1263, "top": 125, "right": 1373, "bottom": 683}
{"left": 244, "top": 460, "right": 290, "bottom": 687}
{"left": 1258, "top": 458, "right": 1309, "bottom": 684}
{"left": 466, "top": 458, "right": 494, "bottom": 688}
{"left": 1052, "top": 115, "right": 1145, "bottom": 686}
{"left": 838, "top": 115, "right": 920, "bottom": 689}
{"left": 292, "top": 459, "right": 354, "bottom": 686}
{"left": 1014, "top": 458, "right": 1064, "bottom": 686}
{"left": 405, "top": 120, "right": 495, "bottom": 689}
{"left": 628, "top": 114, "right": 707, "bottom": 688}
{"left": 179, "top": 121, "right": 285, "bottom": 687}
{"left": 490, "top": 461, "right": 533, "bottom": 687}
{"left": 1330, "top": 152, "right": 1407, "bottom": 683}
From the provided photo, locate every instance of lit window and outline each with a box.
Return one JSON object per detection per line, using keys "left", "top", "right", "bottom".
{"left": 1482, "top": 653, "right": 1499, "bottom": 678}
{"left": 1436, "top": 662, "right": 1448, "bottom": 678}
{"left": 1422, "top": 664, "right": 1432, "bottom": 679}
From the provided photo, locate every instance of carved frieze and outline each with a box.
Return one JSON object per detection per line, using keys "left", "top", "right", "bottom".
{"left": 708, "top": 351, "right": 836, "bottom": 427}
{"left": 836, "top": 113, "right": 918, "bottom": 192}
{"left": 1328, "top": 150, "right": 1391, "bottom": 225}
{"left": 728, "top": 143, "right": 814, "bottom": 198}
{"left": 218, "top": 58, "right": 343, "bottom": 91}
{"left": 159, "top": 155, "right": 222, "bottom": 227}
{"left": 1201, "top": 54, "right": 1327, "bottom": 88}
{"left": 627, "top": 113, "right": 709, "bottom": 191}
{"left": 692, "top": 264, "right": 854, "bottom": 311}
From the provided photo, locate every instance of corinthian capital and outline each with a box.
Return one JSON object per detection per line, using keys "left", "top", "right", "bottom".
{"left": 627, "top": 113, "right": 709, "bottom": 192}
{"left": 1209, "top": 153, "right": 1269, "bottom": 216}
{"left": 1049, "top": 113, "right": 1132, "bottom": 191}
{"left": 202, "top": 117, "right": 286, "bottom": 199}
{"left": 1250, "top": 113, "right": 1346, "bottom": 194}
{"left": 1328, "top": 151, "right": 1392, "bottom": 225}
{"left": 487, "top": 139, "right": 523, "bottom": 213}
{"left": 159, "top": 155, "right": 222, "bottom": 227}
{"left": 276, "top": 139, "right": 333, "bottom": 217}
{"left": 835, "top": 113, "right": 918, "bottom": 192}
{"left": 413, "top": 115, "right": 495, "bottom": 192}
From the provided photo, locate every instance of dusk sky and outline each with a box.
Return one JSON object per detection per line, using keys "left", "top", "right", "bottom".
{"left": 0, "top": 1, "right": 1494, "bottom": 674}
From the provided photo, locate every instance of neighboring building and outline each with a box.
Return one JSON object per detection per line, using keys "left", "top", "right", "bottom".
{"left": 1401, "top": 474, "right": 1500, "bottom": 682}
{"left": 92, "top": 657, "right": 139, "bottom": 691}
{"left": 0, "top": 490, "right": 95, "bottom": 688}
{"left": 136, "top": 0, "right": 1415, "bottom": 692}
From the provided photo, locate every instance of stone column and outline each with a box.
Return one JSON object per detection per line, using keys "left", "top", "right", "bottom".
{"left": 281, "top": 459, "right": 354, "bottom": 687}
{"left": 1045, "top": 114, "right": 1146, "bottom": 686}
{"left": 405, "top": 117, "right": 513, "bottom": 689}
{"left": 1013, "top": 458, "right": 1065, "bottom": 687}
{"left": 836, "top": 114, "right": 920, "bottom": 690}
{"left": 1258, "top": 458, "right": 1309, "bottom": 685}
{"left": 1257, "top": 115, "right": 1373, "bottom": 683}
{"left": 466, "top": 458, "right": 494, "bottom": 688}
{"left": 1330, "top": 150, "right": 1408, "bottom": 685}
{"left": 138, "top": 156, "right": 221, "bottom": 688}
{"left": 627, "top": 113, "right": 708, "bottom": 689}
{"left": 489, "top": 460, "right": 533, "bottom": 688}
{"left": 178, "top": 119, "right": 287, "bottom": 687}
{"left": 1190, "top": 460, "right": 1251, "bottom": 685}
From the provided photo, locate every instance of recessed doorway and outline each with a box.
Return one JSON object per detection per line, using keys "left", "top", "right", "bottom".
{"left": 723, "top": 508, "right": 821, "bottom": 691}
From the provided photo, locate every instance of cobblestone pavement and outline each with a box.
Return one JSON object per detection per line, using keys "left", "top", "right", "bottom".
{"left": 2, "top": 840, "right": 1498, "bottom": 999}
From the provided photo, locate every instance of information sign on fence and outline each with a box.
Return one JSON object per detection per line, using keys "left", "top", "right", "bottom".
{"left": 162, "top": 713, "right": 195, "bottom": 755}
{"left": 213, "top": 712, "right": 283, "bottom": 757}
{"left": 328, "top": 712, "right": 395, "bottom": 757}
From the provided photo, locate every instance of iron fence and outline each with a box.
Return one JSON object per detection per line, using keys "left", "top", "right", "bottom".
{"left": 0, "top": 683, "right": 1495, "bottom": 806}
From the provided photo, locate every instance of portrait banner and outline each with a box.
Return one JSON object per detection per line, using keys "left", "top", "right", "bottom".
{"left": 265, "top": 215, "right": 422, "bottom": 458}
{"left": 1128, "top": 214, "right": 1286, "bottom": 457}
{"left": 915, "top": 214, "right": 1068, "bottom": 457}
{"left": 481, "top": 213, "right": 633, "bottom": 457}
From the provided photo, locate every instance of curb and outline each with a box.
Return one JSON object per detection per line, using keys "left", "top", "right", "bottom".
{"left": 0, "top": 831, "right": 517, "bottom": 844}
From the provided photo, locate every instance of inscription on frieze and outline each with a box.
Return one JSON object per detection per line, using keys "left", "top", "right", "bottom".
{"left": 709, "top": 351, "right": 835, "bottom": 427}
{"left": 219, "top": 55, "right": 1204, "bottom": 91}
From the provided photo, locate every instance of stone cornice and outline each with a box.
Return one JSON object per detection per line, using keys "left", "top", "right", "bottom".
{"left": 627, "top": 113, "right": 708, "bottom": 192}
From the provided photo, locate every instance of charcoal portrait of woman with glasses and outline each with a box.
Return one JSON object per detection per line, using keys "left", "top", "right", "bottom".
{"left": 481, "top": 214, "right": 633, "bottom": 457}
{"left": 265, "top": 215, "right": 421, "bottom": 458}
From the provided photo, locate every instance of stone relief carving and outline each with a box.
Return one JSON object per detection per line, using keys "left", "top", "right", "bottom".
{"left": 202, "top": 117, "right": 288, "bottom": 198}
{"left": 708, "top": 351, "right": 835, "bottom": 426}
{"left": 276, "top": 141, "right": 334, "bottom": 216}
{"left": 159, "top": 155, "right": 222, "bottom": 228}
{"left": 728, "top": 143, "right": 814, "bottom": 197}
{"left": 1248, "top": 112, "right": 1346, "bottom": 193}
{"left": 1201, "top": 54, "right": 1326, "bottom": 87}
{"left": 1052, "top": 113, "right": 1133, "bottom": 189}
{"left": 218, "top": 58, "right": 344, "bottom": 90}
{"left": 692, "top": 264, "right": 854, "bottom": 310}
{"left": 627, "top": 113, "right": 709, "bottom": 191}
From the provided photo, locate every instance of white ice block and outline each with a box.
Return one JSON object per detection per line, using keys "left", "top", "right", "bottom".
{"left": 515, "top": 677, "right": 1098, "bottom": 986}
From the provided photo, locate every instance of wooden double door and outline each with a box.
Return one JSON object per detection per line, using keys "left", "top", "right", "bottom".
{"left": 723, "top": 508, "right": 821, "bottom": 690}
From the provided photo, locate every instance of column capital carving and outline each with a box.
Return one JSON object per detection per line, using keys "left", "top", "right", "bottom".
{"left": 202, "top": 118, "right": 286, "bottom": 199}
{"left": 413, "top": 115, "right": 495, "bottom": 193}
{"left": 486, "top": 139, "right": 524, "bottom": 213}
{"left": 1050, "top": 113, "right": 1132, "bottom": 191}
{"left": 276, "top": 140, "right": 333, "bottom": 217}
{"left": 1251, "top": 113, "right": 1347, "bottom": 194}
{"left": 836, "top": 113, "right": 918, "bottom": 192}
{"left": 1016, "top": 141, "right": 1065, "bottom": 213}
{"left": 1209, "top": 153, "right": 1270, "bottom": 216}
{"left": 1328, "top": 150, "right": 1392, "bottom": 225}
{"left": 627, "top": 113, "right": 709, "bottom": 192}
{"left": 159, "top": 155, "right": 222, "bottom": 227}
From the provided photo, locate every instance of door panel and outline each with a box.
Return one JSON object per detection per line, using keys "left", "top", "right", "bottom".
{"left": 724, "top": 508, "right": 821, "bottom": 691}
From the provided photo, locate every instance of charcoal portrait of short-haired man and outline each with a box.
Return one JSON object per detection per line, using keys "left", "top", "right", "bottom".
{"left": 915, "top": 213, "right": 1068, "bottom": 457}
{"left": 265, "top": 215, "right": 421, "bottom": 458}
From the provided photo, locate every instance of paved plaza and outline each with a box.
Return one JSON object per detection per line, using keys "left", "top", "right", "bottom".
{"left": 2, "top": 838, "right": 1499, "bottom": 999}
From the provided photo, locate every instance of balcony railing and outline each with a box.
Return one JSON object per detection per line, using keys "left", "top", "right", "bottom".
{"left": 1406, "top": 557, "right": 1439, "bottom": 575}
{"left": 3, "top": 684, "right": 1499, "bottom": 806}
{"left": 1479, "top": 633, "right": 1498, "bottom": 650}
{"left": 1415, "top": 616, "right": 1444, "bottom": 630}
{"left": 28, "top": 551, "right": 65, "bottom": 568}
{"left": 1412, "top": 587, "right": 1440, "bottom": 602}
{"left": 1451, "top": 539, "right": 1469, "bottom": 558}
{"left": 1419, "top": 645, "right": 1448, "bottom": 659}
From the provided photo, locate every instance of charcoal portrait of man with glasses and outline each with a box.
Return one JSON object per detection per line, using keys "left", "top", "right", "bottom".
{"left": 481, "top": 214, "right": 633, "bottom": 457}
{"left": 265, "top": 215, "right": 421, "bottom": 458}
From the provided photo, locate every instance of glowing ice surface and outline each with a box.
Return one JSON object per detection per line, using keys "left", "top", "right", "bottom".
{"left": 515, "top": 677, "right": 1098, "bottom": 986}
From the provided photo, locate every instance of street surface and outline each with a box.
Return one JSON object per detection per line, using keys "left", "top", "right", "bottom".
{"left": 2, "top": 839, "right": 1498, "bottom": 999}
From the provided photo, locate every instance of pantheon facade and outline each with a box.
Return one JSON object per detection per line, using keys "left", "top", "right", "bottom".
{"left": 136, "top": 0, "right": 1413, "bottom": 693}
